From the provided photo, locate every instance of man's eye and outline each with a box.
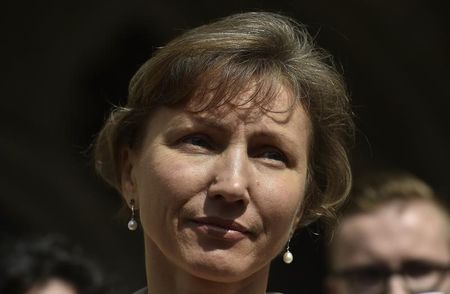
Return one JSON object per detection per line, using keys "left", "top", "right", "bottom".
{"left": 354, "top": 267, "right": 386, "bottom": 282}
{"left": 402, "top": 261, "right": 438, "bottom": 278}
{"left": 342, "top": 266, "right": 388, "bottom": 286}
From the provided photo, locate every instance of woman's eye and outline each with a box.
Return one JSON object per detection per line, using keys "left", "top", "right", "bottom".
{"left": 257, "top": 148, "right": 288, "bottom": 164}
{"left": 179, "top": 135, "right": 213, "bottom": 149}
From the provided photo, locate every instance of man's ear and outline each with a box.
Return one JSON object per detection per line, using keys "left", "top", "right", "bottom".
{"left": 120, "top": 146, "right": 138, "bottom": 208}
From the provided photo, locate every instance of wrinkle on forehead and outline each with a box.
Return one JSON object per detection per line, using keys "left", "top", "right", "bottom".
{"left": 183, "top": 82, "right": 305, "bottom": 128}
{"left": 184, "top": 76, "right": 299, "bottom": 113}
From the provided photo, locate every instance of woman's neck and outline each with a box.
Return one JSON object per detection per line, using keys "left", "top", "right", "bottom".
{"left": 144, "top": 239, "right": 270, "bottom": 294}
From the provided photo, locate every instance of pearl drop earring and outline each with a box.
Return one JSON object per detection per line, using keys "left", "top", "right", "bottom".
{"left": 283, "top": 239, "right": 293, "bottom": 264}
{"left": 127, "top": 199, "right": 138, "bottom": 231}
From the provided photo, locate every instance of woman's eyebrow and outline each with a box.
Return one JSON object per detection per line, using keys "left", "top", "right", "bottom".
{"left": 250, "top": 130, "right": 306, "bottom": 160}
{"left": 163, "top": 114, "right": 231, "bottom": 134}
{"left": 187, "top": 114, "right": 231, "bottom": 132}
{"left": 250, "top": 131, "right": 298, "bottom": 147}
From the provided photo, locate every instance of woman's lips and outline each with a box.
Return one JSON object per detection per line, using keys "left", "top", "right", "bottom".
{"left": 188, "top": 217, "right": 250, "bottom": 241}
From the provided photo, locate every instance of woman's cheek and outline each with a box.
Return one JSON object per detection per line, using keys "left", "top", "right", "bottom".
{"left": 136, "top": 151, "right": 211, "bottom": 236}
{"left": 147, "top": 150, "right": 214, "bottom": 201}
{"left": 257, "top": 172, "right": 306, "bottom": 224}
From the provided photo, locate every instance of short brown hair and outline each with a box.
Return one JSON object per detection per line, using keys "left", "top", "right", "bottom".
{"left": 94, "top": 12, "right": 354, "bottom": 227}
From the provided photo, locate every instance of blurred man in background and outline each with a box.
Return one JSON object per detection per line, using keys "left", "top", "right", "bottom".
{"left": 327, "top": 172, "right": 450, "bottom": 294}
{"left": 0, "top": 235, "right": 109, "bottom": 294}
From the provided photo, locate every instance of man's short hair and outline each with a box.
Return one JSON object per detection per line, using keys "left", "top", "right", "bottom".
{"left": 340, "top": 171, "right": 444, "bottom": 215}
{"left": 333, "top": 170, "right": 450, "bottom": 243}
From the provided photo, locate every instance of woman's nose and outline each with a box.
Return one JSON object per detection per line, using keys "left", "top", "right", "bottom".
{"left": 207, "top": 147, "right": 251, "bottom": 204}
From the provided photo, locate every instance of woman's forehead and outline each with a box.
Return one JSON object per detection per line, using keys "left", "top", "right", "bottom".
{"left": 181, "top": 102, "right": 306, "bottom": 129}
{"left": 183, "top": 80, "right": 299, "bottom": 116}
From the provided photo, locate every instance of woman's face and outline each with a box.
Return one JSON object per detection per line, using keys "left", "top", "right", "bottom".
{"left": 122, "top": 86, "right": 310, "bottom": 282}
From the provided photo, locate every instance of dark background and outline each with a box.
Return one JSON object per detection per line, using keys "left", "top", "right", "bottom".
{"left": 1, "top": 0, "right": 448, "bottom": 293}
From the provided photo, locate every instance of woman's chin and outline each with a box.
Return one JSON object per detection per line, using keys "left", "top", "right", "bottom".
{"left": 181, "top": 250, "right": 262, "bottom": 283}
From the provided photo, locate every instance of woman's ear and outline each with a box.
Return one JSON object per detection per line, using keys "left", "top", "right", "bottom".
{"left": 120, "top": 147, "right": 138, "bottom": 208}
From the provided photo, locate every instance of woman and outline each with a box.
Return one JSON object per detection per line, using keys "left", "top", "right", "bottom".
{"left": 94, "top": 12, "right": 353, "bottom": 294}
